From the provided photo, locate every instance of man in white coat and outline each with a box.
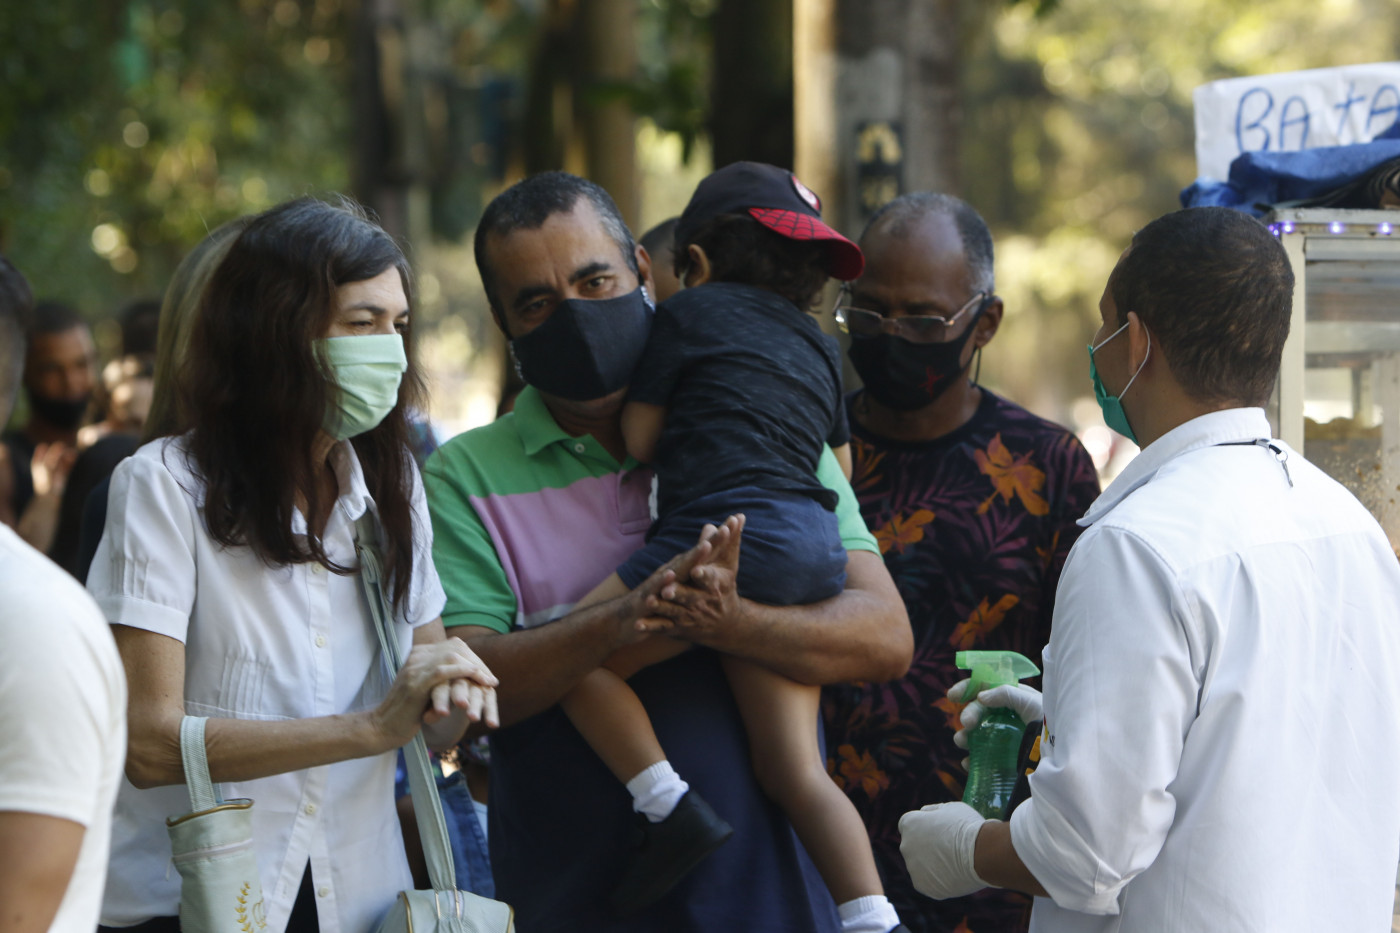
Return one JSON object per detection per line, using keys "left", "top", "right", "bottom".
{"left": 899, "top": 206, "right": 1400, "bottom": 932}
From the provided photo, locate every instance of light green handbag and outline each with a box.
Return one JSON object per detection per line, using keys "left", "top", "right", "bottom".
{"left": 357, "top": 514, "right": 515, "bottom": 933}
{"left": 166, "top": 715, "right": 267, "bottom": 933}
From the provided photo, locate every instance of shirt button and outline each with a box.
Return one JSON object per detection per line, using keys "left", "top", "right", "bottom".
{"left": 315, "top": 634, "right": 327, "bottom": 648}
{"left": 318, "top": 886, "right": 331, "bottom": 898}
{"left": 311, "top": 564, "right": 325, "bottom": 575}
{"left": 304, "top": 804, "right": 317, "bottom": 815}
{"left": 573, "top": 442, "right": 586, "bottom": 454}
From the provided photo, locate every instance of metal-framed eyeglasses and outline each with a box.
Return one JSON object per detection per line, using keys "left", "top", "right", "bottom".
{"left": 832, "top": 288, "right": 990, "bottom": 344}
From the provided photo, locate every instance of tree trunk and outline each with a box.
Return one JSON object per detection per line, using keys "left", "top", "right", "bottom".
{"left": 711, "top": 0, "right": 794, "bottom": 170}
{"left": 577, "top": 0, "right": 639, "bottom": 229}
{"left": 521, "top": 0, "right": 574, "bottom": 176}
{"left": 797, "top": 0, "right": 963, "bottom": 238}
{"left": 351, "top": 0, "right": 408, "bottom": 237}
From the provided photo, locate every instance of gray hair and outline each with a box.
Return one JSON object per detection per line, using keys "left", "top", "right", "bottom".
{"left": 863, "top": 192, "right": 995, "bottom": 295}
{"left": 474, "top": 172, "right": 638, "bottom": 323}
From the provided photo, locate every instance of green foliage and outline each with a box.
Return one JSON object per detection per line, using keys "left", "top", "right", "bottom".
{"left": 963, "top": 0, "right": 1400, "bottom": 413}
{"left": 1009, "top": 0, "right": 1059, "bottom": 17}
{"left": 0, "top": 0, "right": 351, "bottom": 315}
{"left": 632, "top": 0, "right": 713, "bottom": 163}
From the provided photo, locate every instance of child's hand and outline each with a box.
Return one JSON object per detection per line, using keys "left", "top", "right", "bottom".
{"left": 638, "top": 514, "right": 745, "bottom": 638}
{"left": 625, "top": 516, "right": 734, "bottom": 637}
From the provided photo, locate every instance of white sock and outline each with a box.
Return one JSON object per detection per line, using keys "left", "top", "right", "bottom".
{"left": 624, "top": 760, "right": 689, "bottom": 823}
{"left": 837, "top": 895, "right": 900, "bottom": 933}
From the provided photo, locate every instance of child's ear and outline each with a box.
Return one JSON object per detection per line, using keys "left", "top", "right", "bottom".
{"left": 683, "top": 244, "right": 712, "bottom": 288}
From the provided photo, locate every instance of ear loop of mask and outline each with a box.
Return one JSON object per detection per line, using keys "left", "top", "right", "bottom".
{"left": 1118, "top": 327, "right": 1150, "bottom": 401}
{"left": 968, "top": 294, "right": 992, "bottom": 387}
{"left": 1090, "top": 319, "right": 1151, "bottom": 401}
{"left": 1089, "top": 320, "right": 1129, "bottom": 355}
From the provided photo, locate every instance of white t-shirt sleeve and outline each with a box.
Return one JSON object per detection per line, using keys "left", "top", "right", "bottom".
{"left": 1010, "top": 524, "right": 1199, "bottom": 915}
{"left": 86, "top": 450, "right": 199, "bottom": 641}
{"left": 0, "top": 551, "right": 126, "bottom": 825}
{"left": 403, "top": 456, "right": 447, "bottom": 627}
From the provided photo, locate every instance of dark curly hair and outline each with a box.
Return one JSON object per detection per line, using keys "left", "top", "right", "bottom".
{"left": 675, "top": 213, "right": 829, "bottom": 310}
{"left": 176, "top": 196, "right": 424, "bottom": 610}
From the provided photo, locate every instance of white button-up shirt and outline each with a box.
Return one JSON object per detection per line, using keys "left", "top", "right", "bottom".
{"left": 1011, "top": 408, "right": 1400, "bottom": 932}
{"left": 88, "top": 437, "right": 445, "bottom": 933}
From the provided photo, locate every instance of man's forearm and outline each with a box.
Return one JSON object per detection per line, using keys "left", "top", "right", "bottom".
{"left": 695, "top": 550, "right": 912, "bottom": 686}
{"left": 974, "top": 819, "right": 1049, "bottom": 898}
{"left": 456, "top": 599, "right": 633, "bottom": 728}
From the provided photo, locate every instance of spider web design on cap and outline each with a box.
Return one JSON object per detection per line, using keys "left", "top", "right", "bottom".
{"left": 749, "top": 208, "right": 828, "bottom": 241}
{"left": 748, "top": 207, "right": 865, "bottom": 279}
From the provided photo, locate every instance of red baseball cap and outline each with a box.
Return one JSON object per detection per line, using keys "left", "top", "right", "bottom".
{"left": 675, "top": 161, "right": 865, "bottom": 280}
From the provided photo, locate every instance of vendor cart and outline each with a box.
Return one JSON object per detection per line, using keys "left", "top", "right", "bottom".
{"left": 1266, "top": 208, "right": 1400, "bottom": 562}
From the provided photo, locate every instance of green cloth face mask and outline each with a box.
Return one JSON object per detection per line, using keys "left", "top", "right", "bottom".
{"left": 318, "top": 334, "right": 407, "bottom": 440}
{"left": 1088, "top": 321, "right": 1149, "bottom": 445}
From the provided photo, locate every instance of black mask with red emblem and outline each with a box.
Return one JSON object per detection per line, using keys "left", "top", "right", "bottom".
{"left": 847, "top": 306, "right": 984, "bottom": 412}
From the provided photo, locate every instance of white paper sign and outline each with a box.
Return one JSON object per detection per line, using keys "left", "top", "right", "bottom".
{"left": 1194, "top": 63, "right": 1400, "bottom": 181}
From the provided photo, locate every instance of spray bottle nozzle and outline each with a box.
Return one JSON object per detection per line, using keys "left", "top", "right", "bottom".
{"left": 955, "top": 650, "right": 1040, "bottom": 698}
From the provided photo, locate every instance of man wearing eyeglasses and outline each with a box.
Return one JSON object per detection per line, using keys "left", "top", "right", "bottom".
{"left": 821, "top": 192, "right": 1099, "bottom": 933}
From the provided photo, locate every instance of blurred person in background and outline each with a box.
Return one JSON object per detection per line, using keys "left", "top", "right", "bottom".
{"left": 1, "top": 301, "right": 97, "bottom": 553}
{"left": 639, "top": 216, "right": 682, "bottom": 304}
{"left": 822, "top": 193, "right": 1099, "bottom": 933}
{"left": 87, "top": 197, "right": 498, "bottom": 933}
{"left": 0, "top": 253, "right": 128, "bottom": 933}
{"left": 69, "top": 221, "right": 251, "bottom": 582}
{"left": 79, "top": 297, "right": 160, "bottom": 448}
{"left": 52, "top": 298, "right": 159, "bottom": 578}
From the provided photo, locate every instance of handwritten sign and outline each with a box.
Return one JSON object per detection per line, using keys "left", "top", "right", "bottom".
{"left": 1194, "top": 63, "right": 1400, "bottom": 181}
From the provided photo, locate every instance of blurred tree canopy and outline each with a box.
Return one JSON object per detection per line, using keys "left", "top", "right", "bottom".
{"left": 960, "top": 0, "right": 1400, "bottom": 414}
{"left": 0, "top": 0, "right": 355, "bottom": 312}
{"left": 0, "top": 0, "right": 710, "bottom": 317}
{"left": 4, "top": 0, "right": 1399, "bottom": 424}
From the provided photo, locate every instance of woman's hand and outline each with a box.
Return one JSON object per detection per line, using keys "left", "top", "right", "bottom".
{"left": 371, "top": 637, "right": 499, "bottom": 749}
{"left": 424, "top": 638, "right": 500, "bottom": 730}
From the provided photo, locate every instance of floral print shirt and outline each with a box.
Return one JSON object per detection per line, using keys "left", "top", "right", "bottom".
{"left": 822, "top": 389, "right": 1100, "bottom": 933}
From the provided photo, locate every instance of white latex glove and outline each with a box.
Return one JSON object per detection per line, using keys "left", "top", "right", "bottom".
{"left": 898, "top": 801, "right": 993, "bottom": 899}
{"left": 949, "top": 679, "right": 1044, "bottom": 754}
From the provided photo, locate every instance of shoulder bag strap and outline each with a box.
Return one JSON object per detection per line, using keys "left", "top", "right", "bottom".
{"left": 179, "top": 715, "right": 224, "bottom": 811}
{"left": 354, "top": 512, "right": 459, "bottom": 893}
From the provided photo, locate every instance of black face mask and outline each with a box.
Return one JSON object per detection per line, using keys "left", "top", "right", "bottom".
{"left": 511, "top": 288, "right": 654, "bottom": 401}
{"left": 847, "top": 310, "right": 982, "bottom": 412}
{"left": 27, "top": 392, "right": 91, "bottom": 430}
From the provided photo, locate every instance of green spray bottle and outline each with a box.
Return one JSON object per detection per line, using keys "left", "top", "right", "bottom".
{"left": 955, "top": 650, "right": 1041, "bottom": 820}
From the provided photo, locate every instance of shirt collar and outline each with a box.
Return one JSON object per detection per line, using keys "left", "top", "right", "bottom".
{"left": 513, "top": 386, "right": 576, "bottom": 457}
{"left": 1079, "top": 407, "right": 1273, "bottom": 527}
{"left": 512, "top": 385, "right": 636, "bottom": 468}
{"left": 290, "top": 439, "right": 375, "bottom": 534}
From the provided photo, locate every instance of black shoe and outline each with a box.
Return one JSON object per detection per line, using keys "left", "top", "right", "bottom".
{"left": 610, "top": 790, "right": 734, "bottom": 916}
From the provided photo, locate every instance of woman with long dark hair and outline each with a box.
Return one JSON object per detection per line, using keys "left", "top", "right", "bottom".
{"left": 88, "top": 196, "right": 497, "bottom": 933}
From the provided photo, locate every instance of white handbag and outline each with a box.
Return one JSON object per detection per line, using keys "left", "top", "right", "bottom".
{"left": 356, "top": 514, "right": 515, "bottom": 933}
{"left": 166, "top": 715, "right": 268, "bottom": 933}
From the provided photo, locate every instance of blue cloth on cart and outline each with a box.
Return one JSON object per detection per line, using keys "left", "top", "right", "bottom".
{"left": 1181, "top": 120, "right": 1400, "bottom": 214}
